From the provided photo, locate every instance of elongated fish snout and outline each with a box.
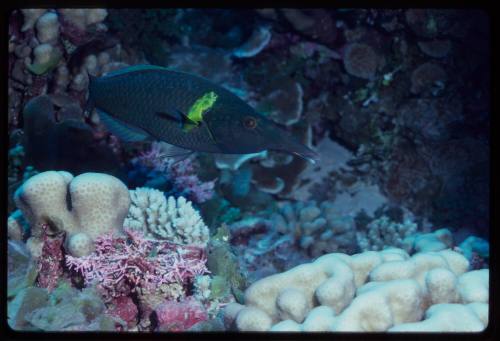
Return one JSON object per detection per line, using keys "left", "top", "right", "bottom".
{"left": 270, "top": 131, "right": 320, "bottom": 164}
{"left": 288, "top": 142, "right": 320, "bottom": 164}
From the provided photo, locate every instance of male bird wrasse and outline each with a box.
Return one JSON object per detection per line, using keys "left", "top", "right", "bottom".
{"left": 87, "top": 65, "right": 319, "bottom": 163}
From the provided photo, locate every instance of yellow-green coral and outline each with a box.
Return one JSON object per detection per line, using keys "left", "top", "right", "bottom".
{"left": 184, "top": 91, "right": 218, "bottom": 132}
{"left": 26, "top": 49, "right": 61, "bottom": 75}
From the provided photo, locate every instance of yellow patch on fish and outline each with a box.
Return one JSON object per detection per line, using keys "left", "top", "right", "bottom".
{"left": 183, "top": 91, "right": 218, "bottom": 132}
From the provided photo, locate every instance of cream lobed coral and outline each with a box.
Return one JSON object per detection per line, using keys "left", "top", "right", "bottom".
{"left": 35, "top": 12, "right": 60, "bottom": 44}
{"left": 226, "top": 248, "right": 488, "bottom": 332}
{"left": 58, "top": 9, "right": 108, "bottom": 31}
{"left": 124, "top": 188, "right": 209, "bottom": 247}
{"left": 14, "top": 171, "right": 130, "bottom": 257}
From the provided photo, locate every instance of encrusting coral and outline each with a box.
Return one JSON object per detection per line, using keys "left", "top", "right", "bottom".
{"left": 124, "top": 187, "right": 210, "bottom": 247}
{"left": 8, "top": 281, "right": 121, "bottom": 331}
{"left": 402, "top": 228, "right": 453, "bottom": 253}
{"left": 13, "top": 171, "right": 130, "bottom": 257}
{"left": 225, "top": 248, "right": 488, "bottom": 332}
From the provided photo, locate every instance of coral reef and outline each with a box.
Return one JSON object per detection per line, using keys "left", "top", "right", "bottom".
{"left": 226, "top": 248, "right": 488, "bottom": 332}
{"left": 7, "top": 8, "right": 490, "bottom": 333}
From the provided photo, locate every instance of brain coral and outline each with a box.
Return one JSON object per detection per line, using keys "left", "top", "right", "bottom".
{"left": 14, "top": 171, "right": 130, "bottom": 257}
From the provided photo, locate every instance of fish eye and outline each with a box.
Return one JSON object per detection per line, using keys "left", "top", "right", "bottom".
{"left": 243, "top": 116, "right": 257, "bottom": 129}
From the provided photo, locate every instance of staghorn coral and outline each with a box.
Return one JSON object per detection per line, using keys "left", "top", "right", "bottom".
{"left": 227, "top": 248, "right": 488, "bottom": 332}
{"left": 356, "top": 215, "right": 418, "bottom": 252}
{"left": 124, "top": 188, "right": 209, "bottom": 247}
{"left": 13, "top": 171, "right": 130, "bottom": 257}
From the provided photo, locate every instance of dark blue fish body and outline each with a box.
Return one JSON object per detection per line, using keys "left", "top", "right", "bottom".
{"left": 88, "top": 65, "right": 318, "bottom": 162}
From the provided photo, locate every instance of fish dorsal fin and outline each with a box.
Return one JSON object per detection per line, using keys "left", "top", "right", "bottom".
{"left": 97, "top": 108, "right": 150, "bottom": 142}
{"left": 102, "top": 64, "right": 171, "bottom": 78}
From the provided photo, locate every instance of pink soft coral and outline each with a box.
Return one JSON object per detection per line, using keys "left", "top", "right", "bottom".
{"left": 170, "top": 159, "right": 216, "bottom": 203}
{"left": 66, "top": 229, "right": 208, "bottom": 301}
{"left": 135, "top": 142, "right": 216, "bottom": 203}
{"left": 155, "top": 297, "right": 208, "bottom": 332}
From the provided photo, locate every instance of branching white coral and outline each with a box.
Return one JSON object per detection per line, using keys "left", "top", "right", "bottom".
{"left": 356, "top": 215, "right": 417, "bottom": 251}
{"left": 124, "top": 188, "right": 209, "bottom": 247}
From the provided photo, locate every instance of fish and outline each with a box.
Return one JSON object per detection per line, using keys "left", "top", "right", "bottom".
{"left": 87, "top": 64, "right": 319, "bottom": 163}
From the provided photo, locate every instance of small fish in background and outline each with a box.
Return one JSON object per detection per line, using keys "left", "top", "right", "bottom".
{"left": 86, "top": 65, "right": 319, "bottom": 163}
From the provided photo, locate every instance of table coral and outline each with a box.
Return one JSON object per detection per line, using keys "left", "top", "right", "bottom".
{"left": 124, "top": 188, "right": 209, "bottom": 247}
{"left": 226, "top": 248, "right": 487, "bottom": 332}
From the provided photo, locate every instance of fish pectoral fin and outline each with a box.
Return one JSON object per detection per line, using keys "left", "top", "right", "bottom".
{"left": 203, "top": 121, "right": 217, "bottom": 144}
{"left": 155, "top": 108, "right": 199, "bottom": 126}
{"left": 157, "top": 142, "right": 195, "bottom": 161}
{"left": 97, "top": 109, "right": 150, "bottom": 142}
